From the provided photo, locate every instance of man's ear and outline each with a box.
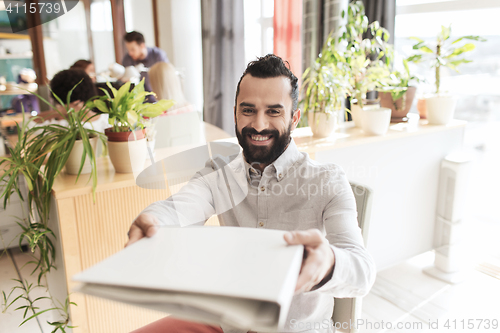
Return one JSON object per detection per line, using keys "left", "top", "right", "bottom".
{"left": 233, "top": 106, "right": 236, "bottom": 124}
{"left": 292, "top": 109, "right": 301, "bottom": 131}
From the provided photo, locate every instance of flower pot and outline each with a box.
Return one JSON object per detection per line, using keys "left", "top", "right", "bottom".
{"left": 379, "top": 86, "right": 417, "bottom": 123}
{"left": 360, "top": 107, "right": 392, "bottom": 136}
{"left": 417, "top": 97, "right": 427, "bottom": 119}
{"left": 105, "top": 128, "right": 148, "bottom": 173}
{"left": 308, "top": 111, "right": 338, "bottom": 138}
{"left": 350, "top": 101, "right": 380, "bottom": 128}
{"left": 425, "top": 95, "right": 458, "bottom": 125}
{"left": 65, "top": 137, "right": 98, "bottom": 175}
{"left": 105, "top": 128, "right": 146, "bottom": 142}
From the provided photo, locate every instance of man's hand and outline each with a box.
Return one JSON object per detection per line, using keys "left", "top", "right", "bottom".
{"left": 284, "top": 229, "right": 335, "bottom": 294}
{"left": 125, "top": 213, "right": 160, "bottom": 247}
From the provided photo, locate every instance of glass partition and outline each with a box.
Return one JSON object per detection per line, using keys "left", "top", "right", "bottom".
{"left": 123, "top": 0, "right": 155, "bottom": 46}
{"left": 42, "top": 1, "right": 90, "bottom": 79}
{"left": 90, "top": 0, "right": 115, "bottom": 74}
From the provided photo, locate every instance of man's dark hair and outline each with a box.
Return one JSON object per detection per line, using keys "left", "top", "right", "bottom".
{"left": 124, "top": 31, "right": 145, "bottom": 44}
{"left": 50, "top": 69, "right": 96, "bottom": 104}
{"left": 235, "top": 54, "right": 299, "bottom": 114}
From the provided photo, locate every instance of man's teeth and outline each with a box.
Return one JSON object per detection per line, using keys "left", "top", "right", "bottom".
{"left": 251, "top": 135, "right": 270, "bottom": 141}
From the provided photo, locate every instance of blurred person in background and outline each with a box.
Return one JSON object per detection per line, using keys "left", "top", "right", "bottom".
{"left": 122, "top": 31, "right": 168, "bottom": 99}
{"left": 149, "top": 62, "right": 192, "bottom": 113}
{"left": 11, "top": 68, "right": 40, "bottom": 114}
{"left": 34, "top": 69, "right": 108, "bottom": 133}
{"left": 70, "top": 59, "right": 96, "bottom": 83}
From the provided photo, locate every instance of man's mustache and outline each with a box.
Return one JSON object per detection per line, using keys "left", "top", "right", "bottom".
{"left": 241, "top": 127, "right": 279, "bottom": 137}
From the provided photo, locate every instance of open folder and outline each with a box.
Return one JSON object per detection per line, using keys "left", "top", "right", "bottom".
{"left": 73, "top": 227, "right": 304, "bottom": 332}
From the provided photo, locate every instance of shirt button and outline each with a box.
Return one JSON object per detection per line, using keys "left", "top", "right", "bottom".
{"left": 278, "top": 173, "right": 283, "bottom": 179}
{"left": 260, "top": 186, "right": 265, "bottom": 192}
{"left": 258, "top": 221, "right": 264, "bottom": 227}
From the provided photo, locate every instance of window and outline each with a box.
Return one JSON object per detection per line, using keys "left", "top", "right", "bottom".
{"left": 91, "top": 0, "right": 115, "bottom": 73}
{"left": 243, "top": 0, "right": 274, "bottom": 65}
{"left": 394, "top": 0, "right": 500, "bottom": 121}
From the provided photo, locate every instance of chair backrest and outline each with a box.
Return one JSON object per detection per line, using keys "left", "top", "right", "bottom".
{"left": 332, "top": 182, "right": 373, "bottom": 333}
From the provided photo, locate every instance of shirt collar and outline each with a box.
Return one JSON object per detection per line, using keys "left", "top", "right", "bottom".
{"left": 243, "top": 139, "right": 301, "bottom": 182}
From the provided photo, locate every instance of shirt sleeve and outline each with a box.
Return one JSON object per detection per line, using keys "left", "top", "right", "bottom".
{"left": 312, "top": 165, "right": 376, "bottom": 298}
{"left": 137, "top": 166, "right": 216, "bottom": 227}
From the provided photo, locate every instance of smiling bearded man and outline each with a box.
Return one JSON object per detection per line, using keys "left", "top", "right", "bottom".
{"left": 128, "top": 54, "right": 376, "bottom": 333}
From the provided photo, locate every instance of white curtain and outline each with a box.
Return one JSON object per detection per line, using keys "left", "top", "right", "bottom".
{"left": 201, "top": 0, "right": 246, "bottom": 136}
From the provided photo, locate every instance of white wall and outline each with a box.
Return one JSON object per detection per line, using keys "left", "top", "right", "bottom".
{"left": 156, "top": 0, "right": 204, "bottom": 114}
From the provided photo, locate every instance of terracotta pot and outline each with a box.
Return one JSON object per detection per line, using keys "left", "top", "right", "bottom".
{"left": 417, "top": 98, "right": 427, "bottom": 119}
{"left": 308, "top": 111, "right": 338, "bottom": 138}
{"left": 65, "top": 136, "right": 98, "bottom": 175}
{"left": 379, "top": 86, "right": 417, "bottom": 122}
{"left": 104, "top": 128, "right": 145, "bottom": 142}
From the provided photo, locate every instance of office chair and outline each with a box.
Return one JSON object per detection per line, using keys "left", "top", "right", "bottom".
{"left": 331, "top": 182, "right": 374, "bottom": 333}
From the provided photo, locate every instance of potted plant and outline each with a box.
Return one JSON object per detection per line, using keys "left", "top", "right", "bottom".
{"left": 87, "top": 79, "right": 174, "bottom": 173}
{"left": 408, "top": 25, "right": 485, "bottom": 124}
{"left": 378, "top": 59, "right": 419, "bottom": 122}
{"left": 301, "top": 35, "right": 349, "bottom": 138}
{"left": 338, "top": 1, "right": 392, "bottom": 128}
{"left": 43, "top": 84, "right": 106, "bottom": 178}
{"left": 0, "top": 110, "right": 100, "bottom": 331}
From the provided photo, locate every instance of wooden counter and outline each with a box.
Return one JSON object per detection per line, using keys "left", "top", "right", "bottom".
{"left": 46, "top": 115, "right": 466, "bottom": 332}
{"left": 46, "top": 122, "right": 231, "bottom": 333}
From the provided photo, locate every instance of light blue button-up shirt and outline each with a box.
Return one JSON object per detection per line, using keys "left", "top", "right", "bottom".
{"left": 140, "top": 139, "right": 376, "bottom": 333}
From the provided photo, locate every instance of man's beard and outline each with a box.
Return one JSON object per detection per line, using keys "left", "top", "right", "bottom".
{"left": 235, "top": 122, "right": 292, "bottom": 165}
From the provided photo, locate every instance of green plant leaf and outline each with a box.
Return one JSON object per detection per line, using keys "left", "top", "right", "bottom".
{"left": 106, "top": 81, "right": 118, "bottom": 97}
{"left": 448, "top": 43, "right": 476, "bottom": 57}
{"left": 93, "top": 100, "right": 110, "bottom": 114}
{"left": 420, "top": 46, "right": 434, "bottom": 54}
{"left": 408, "top": 36, "right": 424, "bottom": 43}
{"left": 407, "top": 54, "right": 423, "bottom": 63}
{"left": 140, "top": 100, "right": 176, "bottom": 117}
{"left": 451, "top": 35, "right": 486, "bottom": 44}
{"left": 440, "top": 25, "right": 451, "bottom": 41}
{"left": 113, "top": 82, "right": 131, "bottom": 109}
{"left": 126, "top": 111, "right": 138, "bottom": 126}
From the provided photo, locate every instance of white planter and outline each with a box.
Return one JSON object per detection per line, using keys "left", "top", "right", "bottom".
{"left": 360, "top": 107, "right": 392, "bottom": 136}
{"left": 308, "top": 112, "right": 338, "bottom": 138}
{"left": 350, "top": 103, "right": 380, "bottom": 128}
{"left": 65, "top": 137, "right": 98, "bottom": 175}
{"left": 425, "top": 95, "right": 458, "bottom": 125}
{"left": 108, "top": 138, "right": 148, "bottom": 173}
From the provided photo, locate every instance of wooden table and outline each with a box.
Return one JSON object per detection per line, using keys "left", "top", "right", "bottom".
{"left": 45, "top": 122, "right": 231, "bottom": 333}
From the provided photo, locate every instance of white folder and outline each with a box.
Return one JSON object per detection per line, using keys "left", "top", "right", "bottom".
{"left": 73, "top": 226, "right": 304, "bottom": 332}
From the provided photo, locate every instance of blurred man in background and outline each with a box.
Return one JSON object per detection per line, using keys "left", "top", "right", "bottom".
{"left": 122, "top": 31, "right": 169, "bottom": 98}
